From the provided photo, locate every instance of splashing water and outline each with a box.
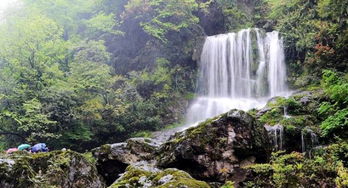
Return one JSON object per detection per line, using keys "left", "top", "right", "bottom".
{"left": 186, "top": 28, "right": 289, "bottom": 125}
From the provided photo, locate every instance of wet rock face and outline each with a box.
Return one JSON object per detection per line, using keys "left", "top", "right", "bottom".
{"left": 0, "top": 151, "right": 104, "bottom": 188}
{"left": 257, "top": 90, "right": 323, "bottom": 153}
{"left": 92, "top": 138, "right": 159, "bottom": 185}
{"left": 157, "top": 109, "right": 271, "bottom": 183}
{"left": 109, "top": 162, "right": 210, "bottom": 188}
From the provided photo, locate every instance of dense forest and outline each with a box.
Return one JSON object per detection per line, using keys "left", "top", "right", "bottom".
{"left": 0, "top": 0, "right": 347, "bottom": 187}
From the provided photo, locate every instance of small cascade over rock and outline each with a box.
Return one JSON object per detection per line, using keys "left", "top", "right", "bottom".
{"left": 265, "top": 124, "right": 284, "bottom": 151}
{"left": 301, "top": 128, "right": 319, "bottom": 153}
{"left": 283, "top": 106, "right": 291, "bottom": 119}
{"left": 186, "top": 28, "right": 288, "bottom": 125}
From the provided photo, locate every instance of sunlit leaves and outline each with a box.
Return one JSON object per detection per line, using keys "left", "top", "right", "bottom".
{"left": 318, "top": 70, "right": 348, "bottom": 138}
{"left": 85, "top": 12, "right": 123, "bottom": 36}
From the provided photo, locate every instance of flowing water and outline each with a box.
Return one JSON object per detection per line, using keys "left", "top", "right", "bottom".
{"left": 265, "top": 124, "right": 284, "bottom": 151}
{"left": 302, "top": 128, "right": 319, "bottom": 153}
{"left": 186, "top": 28, "right": 288, "bottom": 125}
{"left": 153, "top": 28, "right": 289, "bottom": 142}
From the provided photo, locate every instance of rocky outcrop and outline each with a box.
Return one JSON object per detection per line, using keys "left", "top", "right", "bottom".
{"left": 256, "top": 90, "right": 323, "bottom": 153}
{"left": 157, "top": 109, "right": 271, "bottom": 184}
{"left": 109, "top": 162, "right": 210, "bottom": 188}
{"left": 92, "top": 138, "right": 159, "bottom": 185}
{"left": 0, "top": 151, "right": 104, "bottom": 188}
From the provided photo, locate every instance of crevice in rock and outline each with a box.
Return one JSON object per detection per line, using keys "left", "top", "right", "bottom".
{"left": 97, "top": 160, "right": 128, "bottom": 186}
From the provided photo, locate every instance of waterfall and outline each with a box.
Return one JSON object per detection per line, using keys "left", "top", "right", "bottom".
{"left": 267, "top": 31, "right": 287, "bottom": 97}
{"left": 186, "top": 28, "right": 288, "bottom": 124}
{"left": 265, "top": 124, "right": 284, "bottom": 151}
{"left": 302, "top": 128, "right": 319, "bottom": 153}
{"left": 283, "top": 106, "right": 291, "bottom": 119}
{"left": 301, "top": 132, "right": 306, "bottom": 153}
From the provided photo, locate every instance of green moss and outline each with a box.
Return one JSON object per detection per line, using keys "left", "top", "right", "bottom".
{"left": 259, "top": 108, "right": 283, "bottom": 125}
{"left": 110, "top": 165, "right": 152, "bottom": 187}
{"left": 110, "top": 166, "right": 210, "bottom": 188}
{"left": 0, "top": 150, "right": 101, "bottom": 187}
{"left": 82, "top": 152, "right": 97, "bottom": 166}
{"left": 248, "top": 109, "right": 258, "bottom": 117}
{"left": 156, "top": 169, "right": 209, "bottom": 188}
{"left": 221, "top": 181, "right": 235, "bottom": 188}
{"left": 99, "top": 144, "right": 112, "bottom": 154}
{"left": 243, "top": 143, "right": 348, "bottom": 187}
{"left": 284, "top": 124, "right": 296, "bottom": 132}
{"left": 156, "top": 178, "right": 209, "bottom": 188}
{"left": 169, "top": 114, "right": 222, "bottom": 145}
{"left": 131, "top": 131, "right": 153, "bottom": 138}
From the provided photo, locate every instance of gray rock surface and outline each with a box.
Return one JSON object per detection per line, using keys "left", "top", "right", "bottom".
{"left": 92, "top": 138, "right": 159, "bottom": 185}
{"left": 157, "top": 109, "right": 271, "bottom": 183}
{"left": 0, "top": 151, "right": 104, "bottom": 188}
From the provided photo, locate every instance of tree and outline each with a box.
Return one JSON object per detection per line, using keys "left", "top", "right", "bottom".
{"left": 124, "top": 0, "right": 199, "bottom": 42}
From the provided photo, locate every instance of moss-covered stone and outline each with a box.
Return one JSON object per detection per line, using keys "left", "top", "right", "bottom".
{"left": 0, "top": 150, "right": 104, "bottom": 188}
{"left": 109, "top": 163, "right": 210, "bottom": 188}
{"left": 92, "top": 138, "right": 159, "bottom": 186}
{"left": 221, "top": 181, "right": 236, "bottom": 188}
{"left": 157, "top": 109, "right": 271, "bottom": 184}
{"left": 241, "top": 144, "right": 348, "bottom": 188}
{"left": 256, "top": 89, "right": 327, "bottom": 153}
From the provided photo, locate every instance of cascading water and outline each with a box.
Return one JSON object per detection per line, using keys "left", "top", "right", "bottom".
{"left": 186, "top": 28, "right": 288, "bottom": 125}
{"left": 265, "top": 124, "right": 284, "bottom": 151}
{"left": 283, "top": 106, "right": 291, "bottom": 119}
{"left": 301, "top": 128, "right": 319, "bottom": 153}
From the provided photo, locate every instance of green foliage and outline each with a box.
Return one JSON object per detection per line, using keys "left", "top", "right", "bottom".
{"left": 1, "top": 0, "right": 344, "bottom": 155}
{"left": 317, "top": 0, "right": 348, "bottom": 21}
{"left": 259, "top": 108, "right": 283, "bottom": 125}
{"left": 245, "top": 143, "right": 348, "bottom": 187}
{"left": 1, "top": 0, "right": 198, "bottom": 150}
{"left": 220, "top": 3, "right": 253, "bottom": 31}
{"left": 131, "top": 131, "right": 153, "bottom": 138}
{"left": 320, "top": 109, "right": 348, "bottom": 137}
{"left": 267, "top": 0, "right": 317, "bottom": 51}
{"left": 266, "top": 0, "right": 348, "bottom": 84}
{"left": 336, "top": 162, "right": 348, "bottom": 188}
{"left": 321, "top": 70, "right": 348, "bottom": 105}
{"left": 85, "top": 12, "right": 123, "bottom": 36}
{"left": 221, "top": 181, "right": 235, "bottom": 188}
{"left": 0, "top": 150, "right": 101, "bottom": 187}
{"left": 318, "top": 70, "right": 348, "bottom": 138}
{"left": 23, "top": 0, "right": 94, "bottom": 38}
{"left": 125, "top": 0, "right": 199, "bottom": 42}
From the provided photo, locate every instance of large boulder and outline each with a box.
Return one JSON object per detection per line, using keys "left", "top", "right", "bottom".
{"left": 92, "top": 138, "right": 159, "bottom": 185}
{"left": 0, "top": 150, "right": 104, "bottom": 188}
{"left": 109, "top": 162, "right": 210, "bottom": 188}
{"left": 157, "top": 109, "right": 271, "bottom": 183}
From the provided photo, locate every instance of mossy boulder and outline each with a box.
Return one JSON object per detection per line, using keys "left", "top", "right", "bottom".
{"left": 256, "top": 90, "right": 324, "bottom": 153}
{"left": 109, "top": 162, "right": 210, "bottom": 188}
{"left": 92, "top": 138, "right": 159, "bottom": 185}
{"left": 241, "top": 146, "right": 348, "bottom": 188}
{"left": 0, "top": 150, "right": 104, "bottom": 188}
{"left": 157, "top": 109, "right": 271, "bottom": 184}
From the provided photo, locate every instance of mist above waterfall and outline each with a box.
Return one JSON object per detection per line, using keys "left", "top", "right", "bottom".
{"left": 186, "top": 28, "right": 289, "bottom": 125}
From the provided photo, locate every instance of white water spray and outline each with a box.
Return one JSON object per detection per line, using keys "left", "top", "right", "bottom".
{"left": 186, "top": 28, "right": 288, "bottom": 125}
